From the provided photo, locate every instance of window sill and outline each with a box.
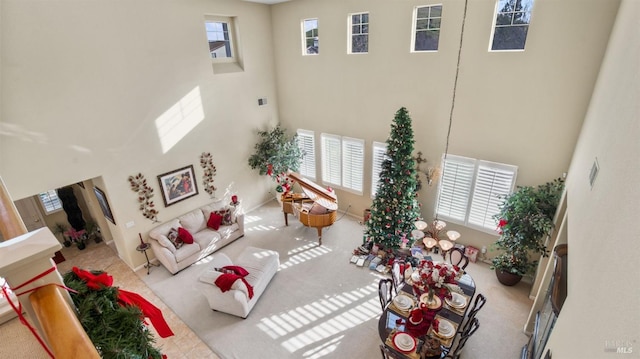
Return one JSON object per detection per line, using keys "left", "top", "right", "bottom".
{"left": 212, "top": 62, "right": 244, "bottom": 75}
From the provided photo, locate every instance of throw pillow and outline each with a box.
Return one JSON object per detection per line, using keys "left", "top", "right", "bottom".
{"left": 167, "top": 228, "right": 183, "bottom": 249}
{"left": 177, "top": 227, "right": 194, "bottom": 244}
{"left": 213, "top": 208, "right": 233, "bottom": 225}
{"left": 207, "top": 212, "right": 223, "bottom": 230}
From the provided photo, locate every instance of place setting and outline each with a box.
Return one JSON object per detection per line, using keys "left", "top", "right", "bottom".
{"left": 385, "top": 329, "right": 421, "bottom": 359}
{"left": 428, "top": 316, "right": 458, "bottom": 347}
{"left": 390, "top": 292, "right": 416, "bottom": 315}
{"left": 444, "top": 291, "right": 469, "bottom": 315}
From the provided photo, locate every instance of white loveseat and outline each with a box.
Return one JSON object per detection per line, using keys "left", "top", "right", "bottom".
{"left": 197, "top": 246, "right": 279, "bottom": 318}
{"left": 148, "top": 200, "right": 244, "bottom": 274}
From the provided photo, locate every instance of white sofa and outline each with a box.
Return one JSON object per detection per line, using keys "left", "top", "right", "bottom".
{"left": 148, "top": 200, "right": 244, "bottom": 274}
{"left": 197, "top": 246, "right": 279, "bottom": 318}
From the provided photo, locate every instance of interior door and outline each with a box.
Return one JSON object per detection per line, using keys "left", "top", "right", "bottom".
{"left": 14, "top": 197, "right": 46, "bottom": 232}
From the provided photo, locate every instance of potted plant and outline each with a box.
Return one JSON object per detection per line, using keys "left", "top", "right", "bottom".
{"left": 85, "top": 219, "right": 102, "bottom": 243}
{"left": 65, "top": 227, "right": 87, "bottom": 250}
{"left": 53, "top": 222, "right": 71, "bottom": 247}
{"left": 247, "top": 124, "right": 304, "bottom": 195}
{"left": 491, "top": 177, "right": 565, "bottom": 285}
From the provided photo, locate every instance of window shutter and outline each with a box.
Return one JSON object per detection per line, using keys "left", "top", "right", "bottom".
{"left": 436, "top": 155, "right": 475, "bottom": 222}
{"left": 39, "top": 190, "right": 63, "bottom": 214}
{"left": 371, "top": 142, "right": 387, "bottom": 197}
{"left": 468, "top": 161, "right": 517, "bottom": 230}
{"left": 321, "top": 134, "right": 341, "bottom": 186}
{"left": 342, "top": 137, "right": 364, "bottom": 193}
{"left": 297, "top": 129, "right": 316, "bottom": 179}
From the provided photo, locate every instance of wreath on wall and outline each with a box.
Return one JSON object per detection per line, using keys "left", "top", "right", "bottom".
{"left": 200, "top": 152, "right": 217, "bottom": 197}
{"left": 127, "top": 173, "right": 159, "bottom": 222}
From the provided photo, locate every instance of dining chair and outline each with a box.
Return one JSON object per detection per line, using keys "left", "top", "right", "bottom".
{"left": 391, "top": 259, "right": 405, "bottom": 295}
{"left": 378, "top": 278, "right": 394, "bottom": 310}
{"left": 461, "top": 293, "right": 486, "bottom": 333}
{"left": 448, "top": 247, "right": 469, "bottom": 270}
{"left": 444, "top": 317, "right": 480, "bottom": 358}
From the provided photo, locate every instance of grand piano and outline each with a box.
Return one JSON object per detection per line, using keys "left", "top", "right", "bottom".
{"left": 280, "top": 172, "right": 338, "bottom": 245}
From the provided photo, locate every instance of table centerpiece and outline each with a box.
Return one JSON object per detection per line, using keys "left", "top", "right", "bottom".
{"left": 407, "top": 260, "right": 463, "bottom": 309}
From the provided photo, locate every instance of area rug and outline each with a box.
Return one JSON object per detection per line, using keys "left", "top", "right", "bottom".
{"left": 142, "top": 201, "right": 384, "bottom": 359}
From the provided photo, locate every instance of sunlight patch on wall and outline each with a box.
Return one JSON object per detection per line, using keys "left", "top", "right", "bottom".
{"left": 155, "top": 86, "right": 204, "bottom": 153}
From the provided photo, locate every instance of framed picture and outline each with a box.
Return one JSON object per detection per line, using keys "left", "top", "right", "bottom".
{"left": 157, "top": 164, "right": 199, "bottom": 207}
{"left": 93, "top": 186, "right": 116, "bottom": 225}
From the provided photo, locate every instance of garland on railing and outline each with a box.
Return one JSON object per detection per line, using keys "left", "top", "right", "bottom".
{"left": 127, "top": 173, "right": 159, "bottom": 222}
{"left": 200, "top": 152, "right": 217, "bottom": 197}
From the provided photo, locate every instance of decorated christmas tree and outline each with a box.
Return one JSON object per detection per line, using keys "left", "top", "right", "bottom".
{"left": 365, "top": 107, "right": 421, "bottom": 249}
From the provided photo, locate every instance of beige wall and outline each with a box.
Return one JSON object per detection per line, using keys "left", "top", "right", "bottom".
{"left": 271, "top": 0, "right": 620, "bottom": 254}
{"left": 0, "top": 0, "right": 279, "bottom": 269}
{"left": 544, "top": 0, "right": 639, "bottom": 357}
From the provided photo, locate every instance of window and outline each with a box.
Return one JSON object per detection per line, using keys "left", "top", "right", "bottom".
{"left": 412, "top": 5, "right": 442, "bottom": 52}
{"left": 436, "top": 154, "right": 517, "bottom": 232}
{"left": 205, "top": 18, "right": 234, "bottom": 60}
{"left": 302, "top": 18, "right": 319, "bottom": 55}
{"left": 297, "top": 129, "right": 316, "bottom": 180}
{"left": 348, "top": 12, "right": 369, "bottom": 54}
{"left": 342, "top": 137, "right": 365, "bottom": 193}
{"left": 38, "top": 190, "right": 63, "bottom": 214}
{"left": 490, "top": 0, "right": 534, "bottom": 51}
{"left": 320, "top": 133, "right": 365, "bottom": 194}
{"left": 371, "top": 141, "right": 387, "bottom": 197}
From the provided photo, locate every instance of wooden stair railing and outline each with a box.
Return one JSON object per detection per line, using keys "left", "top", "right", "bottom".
{"left": 29, "top": 284, "right": 100, "bottom": 358}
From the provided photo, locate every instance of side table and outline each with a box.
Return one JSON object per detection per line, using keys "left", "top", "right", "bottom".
{"left": 136, "top": 242, "right": 158, "bottom": 275}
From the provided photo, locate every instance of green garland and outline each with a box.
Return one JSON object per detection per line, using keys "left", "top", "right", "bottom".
{"left": 63, "top": 270, "right": 164, "bottom": 359}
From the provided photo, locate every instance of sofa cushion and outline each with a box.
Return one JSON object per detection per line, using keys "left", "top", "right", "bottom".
{"left": 214, "top": 208, "right": 233, "bottom": 225}
{"left": 178, "top": 209, "right": 206, "bottom": 234}
{"left": 201, "top": 199, "right": 227, "bottom": 219}
{"left": 175, "top": 242, "right": 201, "bottom": 262}
{"left": 178, "top": 227, "right": 194, "bottom": 244}
{"left": 167, "top": 228, "right": 184, "bottom": 249}
{"left": 199, "top": 267, "right": 251, "bottom": 299}
{"left": 207, "top": 212, "right": 223, "bottom": 230}
{"left": 149, "top": 219, "right": 181, "bottom": 253}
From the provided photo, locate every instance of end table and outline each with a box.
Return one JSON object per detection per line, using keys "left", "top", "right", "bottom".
{"left": 136, "top": 242, "right": 158, "bottom": 275}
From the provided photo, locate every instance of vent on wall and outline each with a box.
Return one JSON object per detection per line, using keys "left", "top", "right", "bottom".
{"left": 589, "top": 157, "right": 599, "bottom": 188}
{"left": 258, "top": 98, "right": 267, "bottom": 106}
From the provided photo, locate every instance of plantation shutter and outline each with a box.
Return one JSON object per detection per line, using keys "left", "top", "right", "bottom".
{"left": 39, "top": 190, "right": 63, "bottom": 214}
{"left": 371, "top": 142, "right": 387, "bottom": 197}
{"left": 468, "top": 161, "right": 518, "bottom": 230}
{"left": 436, "top": 155, "right": 475, "bottom": 222}
{"left": 297, "top": 129, "right": 316, "bottom": 179}
{"left": 321, "top": 133, "right": 341, "bottom": 186}
{"left": 342, "top": 137, "right": 364, "bottom": 193}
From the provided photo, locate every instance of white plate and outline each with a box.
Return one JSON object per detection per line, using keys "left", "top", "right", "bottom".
{"left": 393, "top": 332, "right": 416, "bottom": 351}
{"left": 437, "top": 320, "right": 455, "bottom": 339}
{"left": 445, "top": 292, "right": 467, "bottom": 309}
{"left": 394, "top": 294, "right": 412, "bottom": 309}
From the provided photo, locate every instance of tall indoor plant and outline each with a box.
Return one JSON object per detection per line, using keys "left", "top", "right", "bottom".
{"left": 248, "top": 124, "right": 304, "bottom": 194}
{"left": 491, "top": 177, "right": 565, "bottom": 285}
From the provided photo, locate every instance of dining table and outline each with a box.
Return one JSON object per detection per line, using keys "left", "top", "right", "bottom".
{"left": 378, "top": 269, "right": 476, "bottom": 359}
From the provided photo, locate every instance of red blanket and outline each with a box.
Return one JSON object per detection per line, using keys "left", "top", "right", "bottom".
{"left": 214, "top": 266, "right": 254, "bottom": 299}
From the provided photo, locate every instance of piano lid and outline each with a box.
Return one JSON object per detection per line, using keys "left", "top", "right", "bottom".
{"left": 287, "top": 172, "right": 338, "bottom": 211}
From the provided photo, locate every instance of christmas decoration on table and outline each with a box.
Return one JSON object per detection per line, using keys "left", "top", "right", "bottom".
{"left": 407, "top": 260, "right": 462, "bottom": 309}
{"left": 200, "top": 152, "right": 218, "bottom": 197}
{"left": 128, "top": 173, "right": 159, "bottom": 222}
{"left": 274, "top": 172, "right": 294, "bottom": 194}
{"left": 364, "top": 107, "right": 421, "bottom": 249}
{"left": 63, "top": 267, "right": 173, "bottom": 359}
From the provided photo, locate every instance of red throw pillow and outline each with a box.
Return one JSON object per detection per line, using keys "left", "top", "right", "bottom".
{"left": 177, "top": 227, "right": 193, "bottom": 244}
{"left": 207, "top": 212, "right": 223, "bottom": 230}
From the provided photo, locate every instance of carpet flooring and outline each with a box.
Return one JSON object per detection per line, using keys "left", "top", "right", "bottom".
{"left": 141, "top": 201, "right": 534, "bottom": 359}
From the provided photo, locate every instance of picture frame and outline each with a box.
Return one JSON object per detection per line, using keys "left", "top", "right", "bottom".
{"left": 93, "top": 186, "right": 116, "bottom": 225}
{"left": 157, "top": 164, "right": 199, "bottom": 207}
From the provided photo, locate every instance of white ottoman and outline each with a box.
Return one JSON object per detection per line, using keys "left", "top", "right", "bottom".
{"left": 197, "top": 246, "right": 279, "bottom": 318}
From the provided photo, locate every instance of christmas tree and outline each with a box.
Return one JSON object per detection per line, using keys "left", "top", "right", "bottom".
{"left": 365, "top": 107, "right": 421, "bottom": 249}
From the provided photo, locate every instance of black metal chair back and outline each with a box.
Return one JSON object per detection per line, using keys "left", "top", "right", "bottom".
{"left": 449, "top": 247, "right": 469, "bottom": 270}
{"left": 378, "top": 278, "right": 394, "bottom": 310}
{"left": 462, "top": 293, "right": 486, "bottom": 332}
{"left": 446, "top": 317, "right": 480, "bottom": 358}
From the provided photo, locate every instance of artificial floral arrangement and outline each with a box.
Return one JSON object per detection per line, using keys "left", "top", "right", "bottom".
{"left": 200, "top": 152, "right": 217, "bottom": 197}
{"left": 127, "top": 173, "right": 159, "bottom": 222}
{"left": 407, "top": 260, "right": 463, "bottom": 304}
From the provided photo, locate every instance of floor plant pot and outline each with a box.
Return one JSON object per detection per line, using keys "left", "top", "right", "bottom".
{"left": 495, "top": 269, "right": 523, "bottom": 286}
{"left": 77, "top": 241, "right": 86, "bottom": 250}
